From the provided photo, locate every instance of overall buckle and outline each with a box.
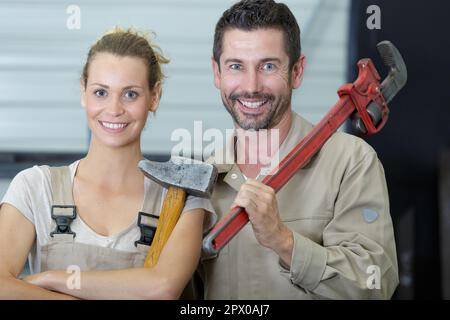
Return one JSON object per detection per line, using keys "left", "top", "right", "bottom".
{"left": 50, "top": 205, "right": 77, "bottom": 238}
{"left": 135, "top": 212, "right": 158, "bottom": 247}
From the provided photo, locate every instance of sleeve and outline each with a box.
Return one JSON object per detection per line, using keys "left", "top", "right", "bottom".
{"left": 279, "top": 151, "right": 399, "bottom": 299}
{"left": 182, "top": 194, "right": 217, "bottom": 234}
{"left": 0, "top": 168, "right": 36, "bottom": 225}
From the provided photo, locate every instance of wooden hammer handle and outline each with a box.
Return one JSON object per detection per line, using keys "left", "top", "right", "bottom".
{"left": 144, "top": 186, "right": 186, "bottom": 268}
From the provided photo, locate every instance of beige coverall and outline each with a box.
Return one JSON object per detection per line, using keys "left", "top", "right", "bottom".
{"left": 200, "top": 112, "right": 399, "bottom": 299}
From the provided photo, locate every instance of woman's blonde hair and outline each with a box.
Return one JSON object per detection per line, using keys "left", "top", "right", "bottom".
{"left": 82, "top": 27, "right": 169, "bottom": 93}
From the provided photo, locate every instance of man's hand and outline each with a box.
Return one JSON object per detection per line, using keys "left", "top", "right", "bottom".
{"left": 232, "top": 179, "right": 294, "bottom": 267}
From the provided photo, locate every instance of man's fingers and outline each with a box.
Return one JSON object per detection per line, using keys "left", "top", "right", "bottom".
{"left": 237, "top": 187, "right": 259, "bottom": 202}
{"left": 231, "top": 180, "right": 277, "bottom": 214}
{"left": 232, "top": 196, "right": 258, "bottom": 213}
{"left": 245, "top": 179, "right": 276, "bottom": 195}
{"left": 240, "top": 181, "right": 275, "bottom": 202}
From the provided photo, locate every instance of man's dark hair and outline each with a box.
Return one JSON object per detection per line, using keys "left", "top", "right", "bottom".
{"left": 213, "top": 0, "right": 301, "bottom": 70}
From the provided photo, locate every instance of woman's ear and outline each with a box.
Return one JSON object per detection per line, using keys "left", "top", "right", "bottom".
{"left": 80, "top": 79, "right": 87, "bottom": 108}
{"left": 149, "top": 81, "right": 162, "bottom": 112}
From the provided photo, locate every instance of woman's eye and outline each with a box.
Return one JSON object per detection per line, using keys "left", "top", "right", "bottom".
{"left": 124, "top": 90, "right": 139, "bottom": 100}
{"left": 262, "top": 63, "right": 276, "bottom": 71}
{"left": 94, "top": 89, "right": 107, "bottom": 97}
{"left": 230, "top": 64, "right": 242, "bottom": 70}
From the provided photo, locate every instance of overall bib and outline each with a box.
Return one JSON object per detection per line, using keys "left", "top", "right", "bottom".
{"left": 40, "top": 166, "right": 162, "bottom": 272}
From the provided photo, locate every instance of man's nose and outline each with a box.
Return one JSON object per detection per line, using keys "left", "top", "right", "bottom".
{"left": 242, "top": 69, "right": 262, "bottom": 94}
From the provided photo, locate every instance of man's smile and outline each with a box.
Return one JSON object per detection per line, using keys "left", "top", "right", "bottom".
{"left": 236, "top": 98, "right": 270, "bottom": 115}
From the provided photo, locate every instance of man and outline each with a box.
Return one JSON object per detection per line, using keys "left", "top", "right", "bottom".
{"left": 199, "top": 0, "right": 399, "bottom": 299}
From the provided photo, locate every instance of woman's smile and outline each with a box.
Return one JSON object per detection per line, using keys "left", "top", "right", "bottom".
{"left": 98, "top": 120, "right": 130, "bottom": 133}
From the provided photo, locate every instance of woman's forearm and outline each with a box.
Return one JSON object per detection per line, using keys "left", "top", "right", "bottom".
{"left": 23, "top": 211, "right": 205, "bottom": 300}
{"left": 31, "top": 267, "right": 179, "bottom": 300}
{"left": 0, "top": 275, "right": 77, "bottom": 300}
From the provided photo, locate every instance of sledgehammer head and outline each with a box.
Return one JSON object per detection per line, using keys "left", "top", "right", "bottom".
{"left": 138, "top": 157, "right": 218, "bottom": 198}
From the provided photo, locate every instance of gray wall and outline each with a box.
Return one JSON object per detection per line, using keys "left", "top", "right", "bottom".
{"left": 0, "top": 179, "right": 8, "bottom": 199}
{"left": 0, "top": 0, "right": 349, "bottom": 156}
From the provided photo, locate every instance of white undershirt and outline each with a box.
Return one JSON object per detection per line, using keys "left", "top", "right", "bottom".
{"left": 0, "top": 160, "right": 216, "bottom": 274}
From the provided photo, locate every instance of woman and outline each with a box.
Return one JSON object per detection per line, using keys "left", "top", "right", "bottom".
{"left": 0, "top": 28, "right": 215, "bottom": 299}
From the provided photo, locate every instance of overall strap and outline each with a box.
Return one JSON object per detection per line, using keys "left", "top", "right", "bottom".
{"left": 134, "top": 182, "right": 161, "bottom": 249}
{"left": 49, "top": 166, "right": 77, "bottom": 241}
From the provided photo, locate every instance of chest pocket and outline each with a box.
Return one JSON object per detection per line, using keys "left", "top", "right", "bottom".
{"left": 276, "top": 177, "right": 333, "bottom": 244}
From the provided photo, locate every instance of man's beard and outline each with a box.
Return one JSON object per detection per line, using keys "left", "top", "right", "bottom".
{"left": 221, "top": 91, "right": 291, "bottom": 131}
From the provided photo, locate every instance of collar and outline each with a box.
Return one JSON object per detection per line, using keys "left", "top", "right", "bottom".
{"left": 206, "top": 112, "right": 314, "bottom": 192}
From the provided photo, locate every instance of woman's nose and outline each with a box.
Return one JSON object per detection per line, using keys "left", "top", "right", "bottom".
{"left": 106, "top": 95, "right": 125, "bottom": 116}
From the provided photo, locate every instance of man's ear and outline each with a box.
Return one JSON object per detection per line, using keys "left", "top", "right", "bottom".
{"left": 149, "top": 81, "right": 162, "bottom": 112}
{"left": 80, "top": 79, "right": 87, "bottom": 108}
{"left": 291, "top": 54, "right": 306, "bottom": 89}
{"left": 212, "top": 57, "right": 221, "bottom": 89}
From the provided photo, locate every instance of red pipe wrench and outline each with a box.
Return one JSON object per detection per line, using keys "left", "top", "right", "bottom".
{"left": 203, "top": 40, "right": 407, "bottom": 257}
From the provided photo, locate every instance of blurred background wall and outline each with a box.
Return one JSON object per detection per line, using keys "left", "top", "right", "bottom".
{"left": 0, "top": 0, "right": 349, "bottom": 157}
{"left": 0, "top": 0, "right": 448, "bottom": 299}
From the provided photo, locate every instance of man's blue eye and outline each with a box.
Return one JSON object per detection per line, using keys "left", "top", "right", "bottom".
{"left": 230, "top": 64, "right": 242, "bottom": 70}
{"left": 125, "top": 90, "right": 138, "bottom": 99}
{"left": 263, "top": 63, "right": 275, "bottom": 71}
{"left": 94, "top": 89, "right": 107, "bottom": 97}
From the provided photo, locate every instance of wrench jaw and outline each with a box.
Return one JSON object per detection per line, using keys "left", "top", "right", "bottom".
{"left": 377, "top": 41, "right": 408, "bottom": 104}
{"left": 350, "top": 41, "right": 407, "bottom": 136}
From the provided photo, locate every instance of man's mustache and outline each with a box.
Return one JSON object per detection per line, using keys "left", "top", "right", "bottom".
{"left": 229, "top": 92, "right": 275, "bottom": 102}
